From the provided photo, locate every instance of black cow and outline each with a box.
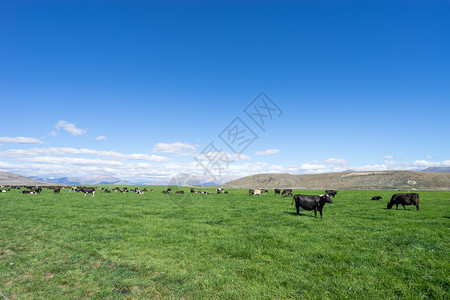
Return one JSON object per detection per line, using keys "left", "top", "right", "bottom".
{"left": 371, "top": 196, "right": 382, "bottom": 200}
{"left": 387, "top": 193, "right": 420, "bottom": 211}
{"left": 81, "top": 187, "right": 96, "bottom": 197}
{"left": 274, "top": 189, "right": 281, "bottom": 195}
{"left": 35, "top": 187, "right": 42, "bottom": 194}
{"left": 282, "top": 189, "right": 293, "bottom": 197}
{"left": 292, "top": 194, "right": 333, "bottom": 219}
{"left": 105, "top": 189, "right": 112, "bottom": 193}
{"left": 175, "top": 190, "right": 185, "bottom": 194}
{"left": 22, "top": 190, "right": 35, "bottom": 194}
{"left": 325, "top": 190, "right": 338, "bottom": 198}
{"left": 53, "top": 187, "right": 61, "bottom": 193}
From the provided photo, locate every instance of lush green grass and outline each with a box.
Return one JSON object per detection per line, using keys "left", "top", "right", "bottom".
{"left": 1, "top": 187, "right": 449, "bottom": 299}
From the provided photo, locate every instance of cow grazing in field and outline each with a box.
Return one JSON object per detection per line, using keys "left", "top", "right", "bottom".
{"left": 35, "top": 187, "right": 42, "bottom": 194}
{"left": 175, "top": 190, "right": 185, "bottom": 194}
{"left": 387, "top": 193, "right": 420, "bottom": 211}
{"left": 143, "top": 188, "right": 147, "bottom": 192}
{"left": 22, "top": 190, "right": 35, "bottom": 194}
{"left": 217, "top": 188, "right": 223, "bottom": 194}
{"left": 325, "top": 190, "right": 338, "bottom": 198}
{"left": 53, "top": 187, "right": 61, "bottom": 193}
{"left": 191, "top": 188, "right": 196, "bottom": 193}
{"left": 162, "top": 189, "right": 170, "bottom": 194}
{"left": 249, "top": 189, "right": 255, "bottom": 196}
{"left": 274, "top": 189, "right": 281, "bottom": 195}
{"left": 1, "top": 189, "right": 8, "bottom": 193}
{"left": 292, "top": 194, "right": 333, "bottom": 219}
{"left": 81, "top": 187, "right": 95, "bottom": 197}
{"left": 371, "top": 196, "right": 382, "bottom": 200}
{"left": 282, "top": 189, "right": 293, "bottom": 197}
{"left": 105, "top": 189, "right": 111, "bottom": 193}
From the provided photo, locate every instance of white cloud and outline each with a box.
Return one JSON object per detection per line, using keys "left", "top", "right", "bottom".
{"left": 426, "top": 155, "right": 433, "bottom": 159}
{"left": 411, "top": 160, "right": 441, "bottom": 168}
{"left": 381, "top": 155, "right": 395, "bottom": 160}
{"left": 48, "top": 130, "right": 58, "bottom": 136}
{"left": 55, "top": 120, "right": 87, "bottom": 136}
{"left": 255, "top": 149, "right": 280, "bottom": 156}
{"left": 0, "top": 147, "right": 169, "bottom": 162}
{"left": 0, "top": 137, "right": 44, "bottom": 144}
{"left": 17, "top": 156, "right": 123, "bottom": 166}
{"left": 324, "top": 158, "right": 348, "bottom": 165}
{"left": 196, "top": 152, "right": 251, "bottom": 162}
{"left": 96, "top": 135, "right": 106, "bottom": 140}
{"left": 153, "top": 142, "right": 197, "bottom": 156}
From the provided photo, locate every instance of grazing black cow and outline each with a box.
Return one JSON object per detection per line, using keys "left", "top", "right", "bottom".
{"left": 175, "top": 190, "right": 185, "bottom": 194}
{"left": 371, "top": 196, "right": 382, "bottom": 200}
{"left": 274, "top": 189, "right": 281, "bottom": 195}
{"left": 22, "top": 190, "right": 35, "bottom": 194}
{"left": 325, "top": 190, "right": 338, "bottom": 198}
{"left": 143, "top": 188, "right": 147, "bottom": 192}
{"left": 35, "top": 187, "right": 42, "bottom": 194}
{"left": 53, "top": 187, "right": 61, "bottom": 193}
{"left": 105, "top": 189, "right": 112, "bottom": 193}
{"left": 191, "top": 188, "right": 195, "bottom": 193}
{"left": 282, "top": 189, "right": 293, "bottom": 197}
{"left": 387, "top": 193, "right": 420, "bottom": 211}
{"left": 292, "top": 194, "right": 333, "bottom": 219}
{"left": 81, "top": 187, "right": 96, "bottom": 197}
{"left": 162, "top": 189, "right": 170, "bottom": 194}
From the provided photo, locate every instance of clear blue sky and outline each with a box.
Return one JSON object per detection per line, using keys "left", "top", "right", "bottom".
{"left": 1, "top": 1, "right": 449, "bottom": 183}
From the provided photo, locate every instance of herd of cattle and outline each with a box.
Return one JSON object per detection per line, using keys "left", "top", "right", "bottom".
{"left": 1, "top": 185, "right": 420, "bottom": 218}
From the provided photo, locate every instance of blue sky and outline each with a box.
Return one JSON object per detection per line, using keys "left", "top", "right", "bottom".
{"left": 1, "top": 1, "right": 449, "bottom": 184}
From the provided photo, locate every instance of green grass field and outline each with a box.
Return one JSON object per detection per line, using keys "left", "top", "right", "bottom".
{"left": 1, "top": 187, "right": 449, "bottom": 299}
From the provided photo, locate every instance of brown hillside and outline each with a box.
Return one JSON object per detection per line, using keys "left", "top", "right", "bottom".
{"left": 225, "top": 171, "right": 450, "bottom": 191}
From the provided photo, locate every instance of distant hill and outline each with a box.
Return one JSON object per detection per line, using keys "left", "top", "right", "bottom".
{"left": 422, "top": 167, "right": 450, "bottom": 173}
{"left": 29, "top": 176, "right": 132, "bottom": 185}
{"left": 225, "top": 170, "right": 450, "bottom": 191}
{"left": 0, "top": 172, "right": 54, "bottom": 186}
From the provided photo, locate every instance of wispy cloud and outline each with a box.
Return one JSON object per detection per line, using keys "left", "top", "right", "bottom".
{"left": 324, "top": 158, "right": 348, "bottom": 165}
{"left": 96, "top": 135, "right": 106, "bottom": 141}
{"left": 153, "top": 142, "right": 197, "bottom": 156}
{"left": 0, "top": 137, "right": 43, "bottom": 144}
{"left": 255, "top": 149, "right": 280, "bottom": 156}
{"left": 196, "top": 152, "right": 251, "bottom": 162}
{"left": 48, "top": 130, "right": 59, "bottom": 136}
{"left": 0, "top": 147, "right": 169, "bottom": 162}
{"left": 381, "top": 155, "right": 395, "bottom": 160}
{"left": 55, "top": 120, "right": 87, "bottom": 136}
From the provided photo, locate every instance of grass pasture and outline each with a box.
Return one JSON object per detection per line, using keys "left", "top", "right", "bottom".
{"left": 0, "top": 188, "right": 449, "bottom": 299}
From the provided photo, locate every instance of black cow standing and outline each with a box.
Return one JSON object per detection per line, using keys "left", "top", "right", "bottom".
{"left": 325, "top": 190, "right": 338, "bottom": 198}
{"left": 292, "top": 194, "right": 333, "bottom": 219}
{"left": 371, "top": 196, "right": 382, "bottom": 200}
{"left": 274, "top": 189, "right": 281, "bottom": 195}
{"left": 387, "top": 193, "right": 420, "bottom": 211}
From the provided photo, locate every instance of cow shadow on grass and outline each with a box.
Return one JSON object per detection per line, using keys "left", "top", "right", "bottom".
{"left": 284, "top": 211, "right": 314, "bottom": 217}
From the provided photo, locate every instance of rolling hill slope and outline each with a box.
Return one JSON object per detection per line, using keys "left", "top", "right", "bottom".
{"left": 225, "top": 170, "right": 450, "bottom": 191}
{"left": 0, "top": 172, "right": 54, "bottom": 186}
